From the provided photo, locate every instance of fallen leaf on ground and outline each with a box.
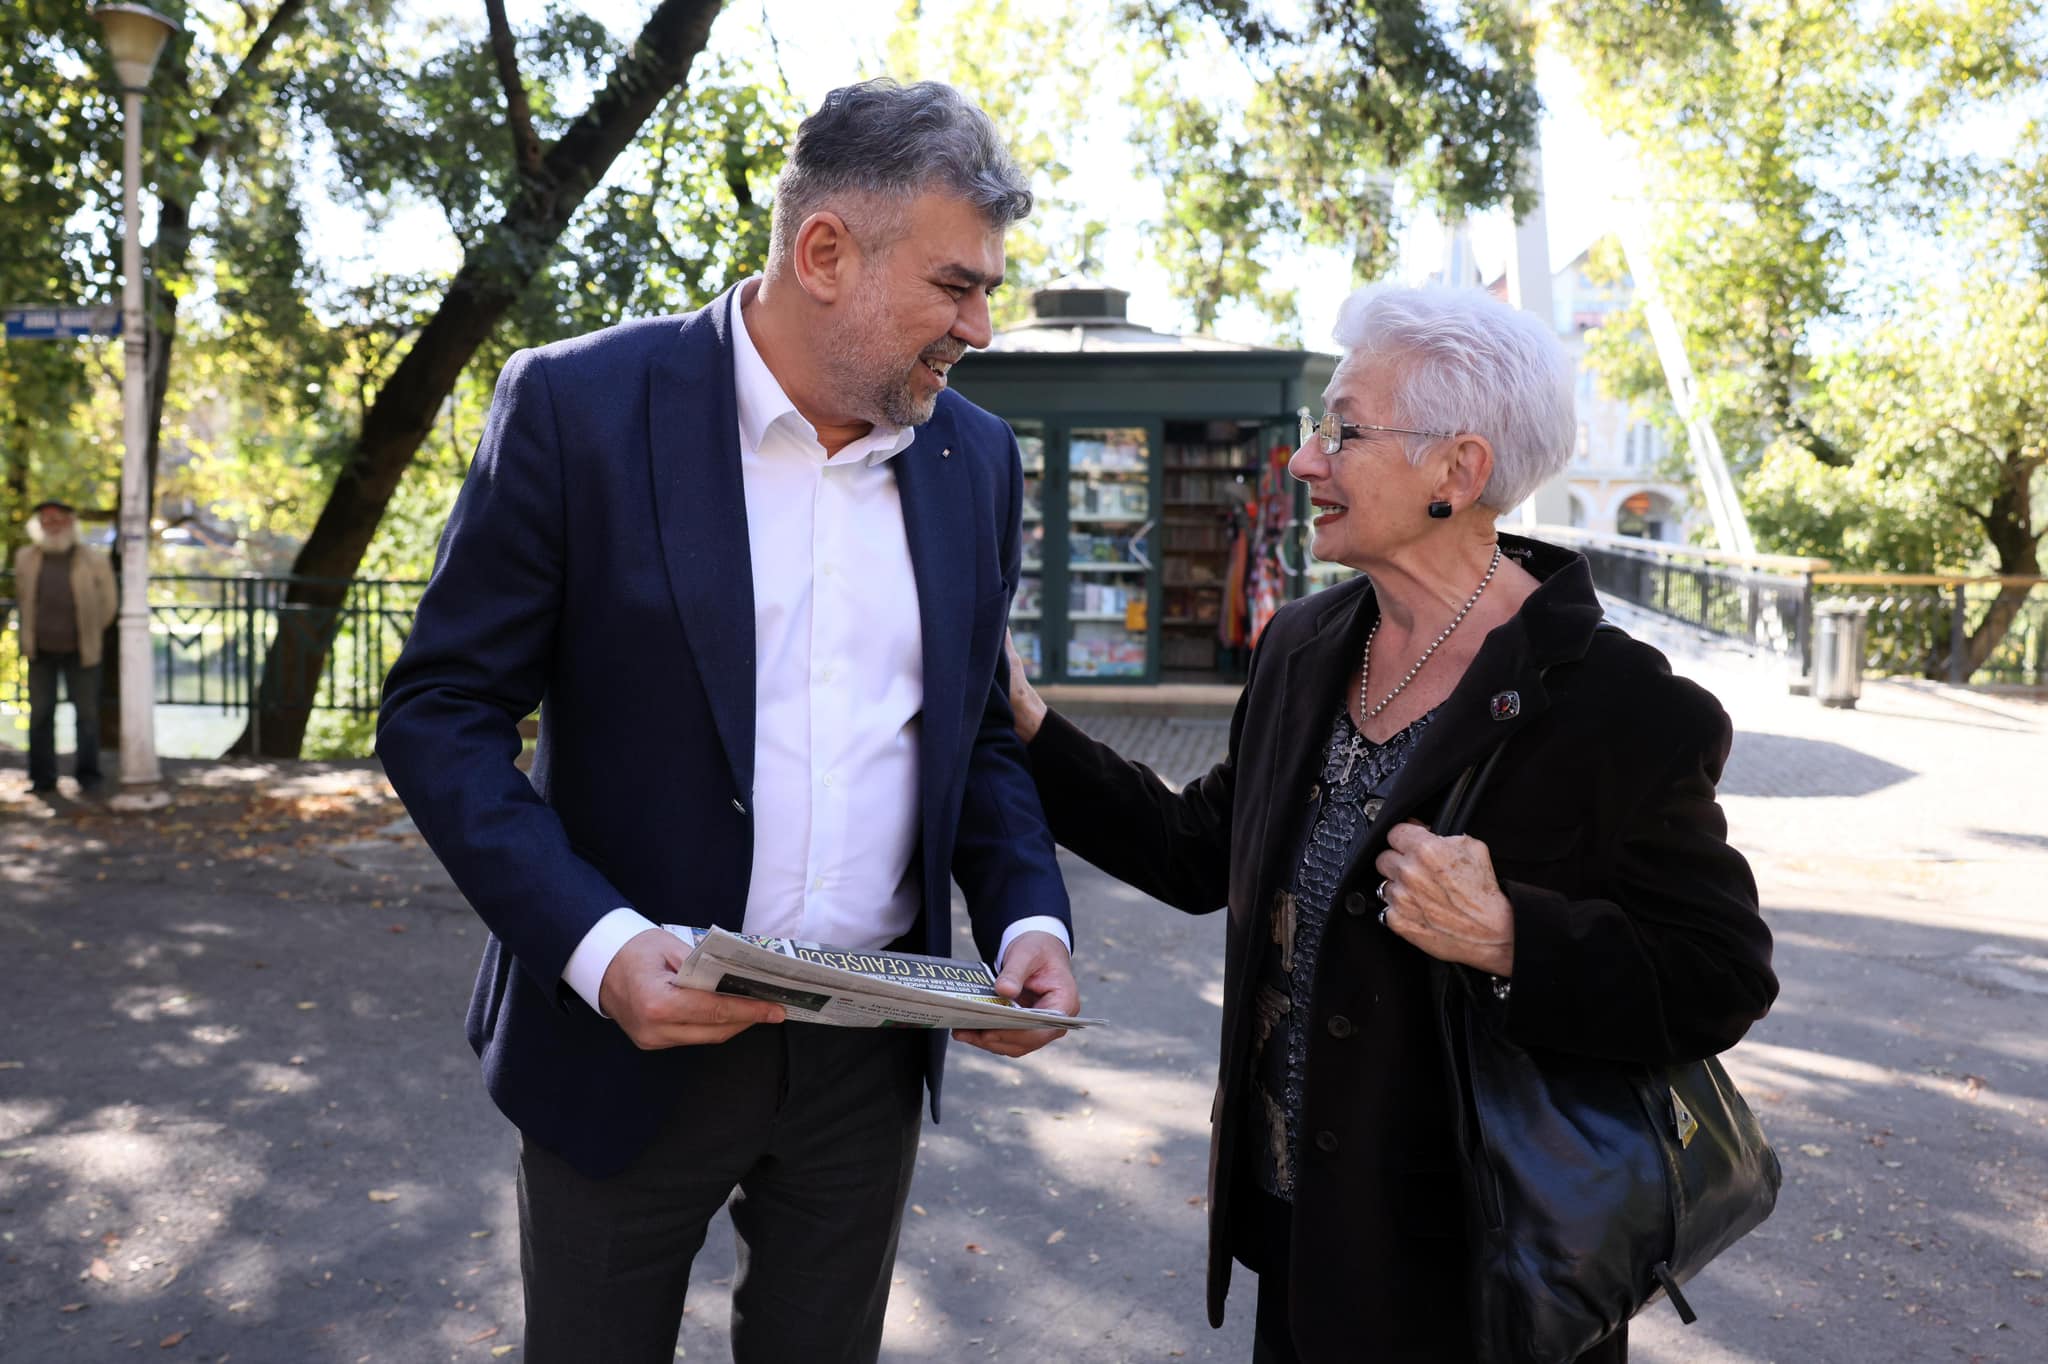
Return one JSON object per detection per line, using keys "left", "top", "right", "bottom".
{"left": 87, "top": 1258, "right": 113, "bottom": 1282}
{"left": 58, "top": 1302, "right": 86, "bottom": 1313}
{"left": 1798, "top": 1144, "right": 1829, "bottom": 1158}
{"left": 464, "top": 1326, "right": 499, "bottom": 1343}
{"left": 491, "top": 1346, "right": 516, "bottom": 1358}
{"left": 965, "top": 1243, "right": 987, "bottom": 1255}
{"left": 367, "top": 1190, "right": 400, "bottom": 1203}
{"left": 1046, "top": 1229, "right": 1066, "bottom": 1244}
{"left": 159, "top": 1329, "right": 187, "bottom": 1347}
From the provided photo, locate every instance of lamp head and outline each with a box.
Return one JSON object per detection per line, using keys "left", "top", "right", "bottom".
{"left": 92, "top": 4, "right": 180, "bottom": 92}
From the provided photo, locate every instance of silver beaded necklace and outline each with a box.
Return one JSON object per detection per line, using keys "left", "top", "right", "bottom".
{"left": 1359, "top": 544, "right": 1502, "bottom": 722}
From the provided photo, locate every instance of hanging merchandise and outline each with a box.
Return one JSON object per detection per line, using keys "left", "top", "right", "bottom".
{"left": 1245, "top": 445, "right": 1293, "bottom": 644}
{"left": 1218, "top": 504, "right": 1250, "bottom": 650}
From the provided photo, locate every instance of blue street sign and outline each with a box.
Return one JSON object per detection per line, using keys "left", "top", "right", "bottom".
{"left": 3, "top": 306, "right": 122, "bottom": 339}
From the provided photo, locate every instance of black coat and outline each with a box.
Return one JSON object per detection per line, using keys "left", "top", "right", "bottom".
{"left": 1026, "top": 537, "right": 1778, "bottom": 1362}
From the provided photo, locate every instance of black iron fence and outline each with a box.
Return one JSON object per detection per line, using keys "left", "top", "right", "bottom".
{"left": 0, "top": 573, "right": 425, "bottom": 730}
{"left": 5, "top": 552, "right": 2043, "bottom": 718}
{"left": 1539, "top": 528, "right": 2048, "bottom": 687}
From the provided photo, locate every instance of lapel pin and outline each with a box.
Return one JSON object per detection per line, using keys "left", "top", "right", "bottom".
{"left": 941, "top": 446, "right": 952, "bottom": 458}
{"left": 1489, "top": 691, "right": 1521, "bottom": 721}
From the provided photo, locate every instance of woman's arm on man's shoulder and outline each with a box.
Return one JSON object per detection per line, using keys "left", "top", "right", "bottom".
{"left": 1004, "top": 632, "right": 1238, "bottom": 916}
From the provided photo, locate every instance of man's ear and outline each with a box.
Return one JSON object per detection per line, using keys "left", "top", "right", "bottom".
{"left": 1433, "top": 433, "right": 1497, "bottom": 513}
{"left": 791, "top": 210, "right": 859, "bottom": 303}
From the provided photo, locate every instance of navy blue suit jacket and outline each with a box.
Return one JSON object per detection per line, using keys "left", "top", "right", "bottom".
{"left": 377, "top": 286, "right": 1072, "bottom": 1178}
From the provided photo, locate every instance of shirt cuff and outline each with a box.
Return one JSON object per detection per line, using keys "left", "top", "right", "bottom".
{"left": 995, "top": 916, "right": 1071, "bottom": 974}
{"left": 562, "top": 906, "right": 660, "bottom": 1017}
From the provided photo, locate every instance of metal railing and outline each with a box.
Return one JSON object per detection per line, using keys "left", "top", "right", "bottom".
{"left": 1810, "top": 574, "right": 2048, "bottom": 686}
{"left": 1534, "top": 527, "right": 1825, "bottom": 667}
{"left": 1533, "top": 527, "right": 2048, "bottom": 687}
{"left": 0, "top": 573, "right": 425, "bottom": 725}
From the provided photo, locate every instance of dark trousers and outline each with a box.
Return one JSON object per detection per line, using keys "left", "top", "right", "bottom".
{"left": 516, "top": 1022, "right": 925, "bottom": 1364}
{"left": 27, "top": 652, "right": 101, "bottom": 790}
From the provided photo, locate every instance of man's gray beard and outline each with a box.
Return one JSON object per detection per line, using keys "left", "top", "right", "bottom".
{"left": 817, "top": 331, "right": 936, "bottom": 431}
{"left": 879, "top": 373, "right": 939, "bottom": 428}
{"left": 27, "top": 521, "right": 77, "bottom": 553}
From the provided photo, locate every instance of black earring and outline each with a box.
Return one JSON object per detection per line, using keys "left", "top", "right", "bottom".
{"left": 1427, "top": 500, "right": 1454, "bottom": 520}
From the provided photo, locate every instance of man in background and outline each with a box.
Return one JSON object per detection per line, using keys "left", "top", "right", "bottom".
{"left": 11, "top": 499, "right": 117, "bottom": 795}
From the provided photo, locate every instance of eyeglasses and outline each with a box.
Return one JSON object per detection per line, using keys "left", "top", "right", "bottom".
{"left": 1297, "top": 407, "right": 1457, "bottom": 455}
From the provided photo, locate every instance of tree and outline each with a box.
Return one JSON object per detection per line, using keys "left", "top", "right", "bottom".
{"left": 1558, "top": 0, "right": 2048, "bottom": 674}
{"left": 235, "top": 0, "right": 777, "bottom": 756}
{"left": 1126, "top": 0, "right": 1543, "bottom": 334}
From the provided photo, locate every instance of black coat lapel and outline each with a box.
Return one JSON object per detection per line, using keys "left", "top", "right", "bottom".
{"left": 647, "top": 286, "right": 755, "bottom": 802}
{"left": 1333, "top": 540, "right": 1606, "bottom": 886}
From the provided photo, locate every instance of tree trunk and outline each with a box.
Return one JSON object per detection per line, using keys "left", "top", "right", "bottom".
{"left": 235, "top": 0, "right": 726, "bottom": 757}
{"left": 1934, "top": 450, "right": 2043, "bottom": 681}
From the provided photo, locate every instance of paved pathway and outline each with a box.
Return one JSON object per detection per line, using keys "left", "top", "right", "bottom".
{"left": 1, "top": 602, "right": 2044, "bottom": 1362}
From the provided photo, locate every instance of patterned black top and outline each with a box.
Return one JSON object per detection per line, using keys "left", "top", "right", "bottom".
{"left": 1250, "top": 702, "right": 1438, "bottom": 1201}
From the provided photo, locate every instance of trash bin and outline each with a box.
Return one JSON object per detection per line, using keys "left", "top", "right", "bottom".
{"left": 1812, "top": 600, "right": 1869, "bottom": 709}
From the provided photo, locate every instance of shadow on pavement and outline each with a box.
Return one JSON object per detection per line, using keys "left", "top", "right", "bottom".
{"left": 1720, "top": 732, "right": 1917, "bottom": 799}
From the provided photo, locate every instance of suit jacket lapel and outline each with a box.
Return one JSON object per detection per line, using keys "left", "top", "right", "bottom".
{"left": 648, "top": 286, "right": 756, "bottom": 803}
{"left": 892, "top": 416, "right": 971, "bottom": 885}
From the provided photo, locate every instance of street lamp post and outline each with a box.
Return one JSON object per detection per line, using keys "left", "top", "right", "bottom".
{"left": 92, "top": 4, "right": 179, "bottom": 793}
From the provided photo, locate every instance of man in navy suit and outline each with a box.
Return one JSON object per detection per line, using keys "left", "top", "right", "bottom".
{"left": 377, "top": 79, "right": 1077, "bottom": 1363}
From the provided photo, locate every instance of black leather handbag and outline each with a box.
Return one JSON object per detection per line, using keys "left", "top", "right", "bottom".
{"left": 1431, "top": 742, "right": 1782, "bottom": 1364}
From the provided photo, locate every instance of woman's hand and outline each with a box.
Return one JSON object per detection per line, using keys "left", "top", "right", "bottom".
{"left": 1373, "top": 821, "right": 1515, "bottom": 978}
{"left": 1003, "top": 629, "right": 1048, "bottom": 743}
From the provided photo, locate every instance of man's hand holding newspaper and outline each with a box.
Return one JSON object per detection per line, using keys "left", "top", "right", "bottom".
{"left": 661, "top": 925, "right": 1097, "bottom": 1048}
{"left": 958, "top": 929, "right": 1080, "bottom": 1058}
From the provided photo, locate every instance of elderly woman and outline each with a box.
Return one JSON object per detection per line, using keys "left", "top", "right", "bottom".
{"left": 1004, "top": 285, "right": 1777, "bottom": 1362}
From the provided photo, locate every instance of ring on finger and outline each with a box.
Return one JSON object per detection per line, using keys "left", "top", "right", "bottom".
{"left": 1376, "top": 877, "right": 1391, "bottom": 903}
{"left": 1378, "top": 905, "right": 1392, "bottom": 928}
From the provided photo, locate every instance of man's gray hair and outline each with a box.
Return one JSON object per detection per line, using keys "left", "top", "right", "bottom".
{"left": 769, "top": 79, "right": 1033, "bottom": 263}
{"left": 1330, "top": 285, "right": 1576, "bottom": 512}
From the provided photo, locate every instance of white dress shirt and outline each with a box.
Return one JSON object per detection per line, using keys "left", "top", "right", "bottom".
{"left": 562, "top": 285, "right": 1066, "bottom": 1013}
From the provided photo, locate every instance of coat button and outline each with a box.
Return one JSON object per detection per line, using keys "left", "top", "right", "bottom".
{"left": 1343, "top": 891, "right": 1370, "bottom": 917}
{"left": 1315, "top": 1130, "right": 1339, "bottom": 1154}
{"left": 1326, "top": 1015, "right": 1354, "bottom": 1039}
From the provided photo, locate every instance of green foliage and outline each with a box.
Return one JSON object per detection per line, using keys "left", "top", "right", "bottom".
{"left": 1559, "top": 0, "right": 2048, "bottom": 582}
{"left": 2, "top": 1, "right": 800, "bottom": 584}
{"left": 880, "top": 0, "right": 1099, "bottom": 328}
{"left": 1126, "top": 0, "right": 1541, "bottom": 333}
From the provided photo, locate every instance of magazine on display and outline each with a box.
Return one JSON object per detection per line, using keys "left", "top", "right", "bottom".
{"left": 660, "top": 925, "right": 1101, "bottom": 1031}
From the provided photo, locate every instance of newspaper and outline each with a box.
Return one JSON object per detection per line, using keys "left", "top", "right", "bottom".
{"left": 661, "top": 925, "right": 1099, "bottom": 1031}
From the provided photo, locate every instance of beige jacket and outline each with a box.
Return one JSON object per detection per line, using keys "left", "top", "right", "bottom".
{"left": 11, "top": 542, "right": 120, "bottom": 667}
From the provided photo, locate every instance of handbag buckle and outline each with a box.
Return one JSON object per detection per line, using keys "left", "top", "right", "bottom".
{"left": 1670, "top": 1088, "right": 1699, "bottom": 1148}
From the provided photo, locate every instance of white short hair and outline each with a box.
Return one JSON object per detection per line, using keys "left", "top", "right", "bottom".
{"left": 1330, "top": 284, "right": 1576, "bottom": 512}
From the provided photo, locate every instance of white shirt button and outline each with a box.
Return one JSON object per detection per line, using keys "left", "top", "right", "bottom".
{"left": 822, "top": 772, "right": 835, "bottom": 788}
